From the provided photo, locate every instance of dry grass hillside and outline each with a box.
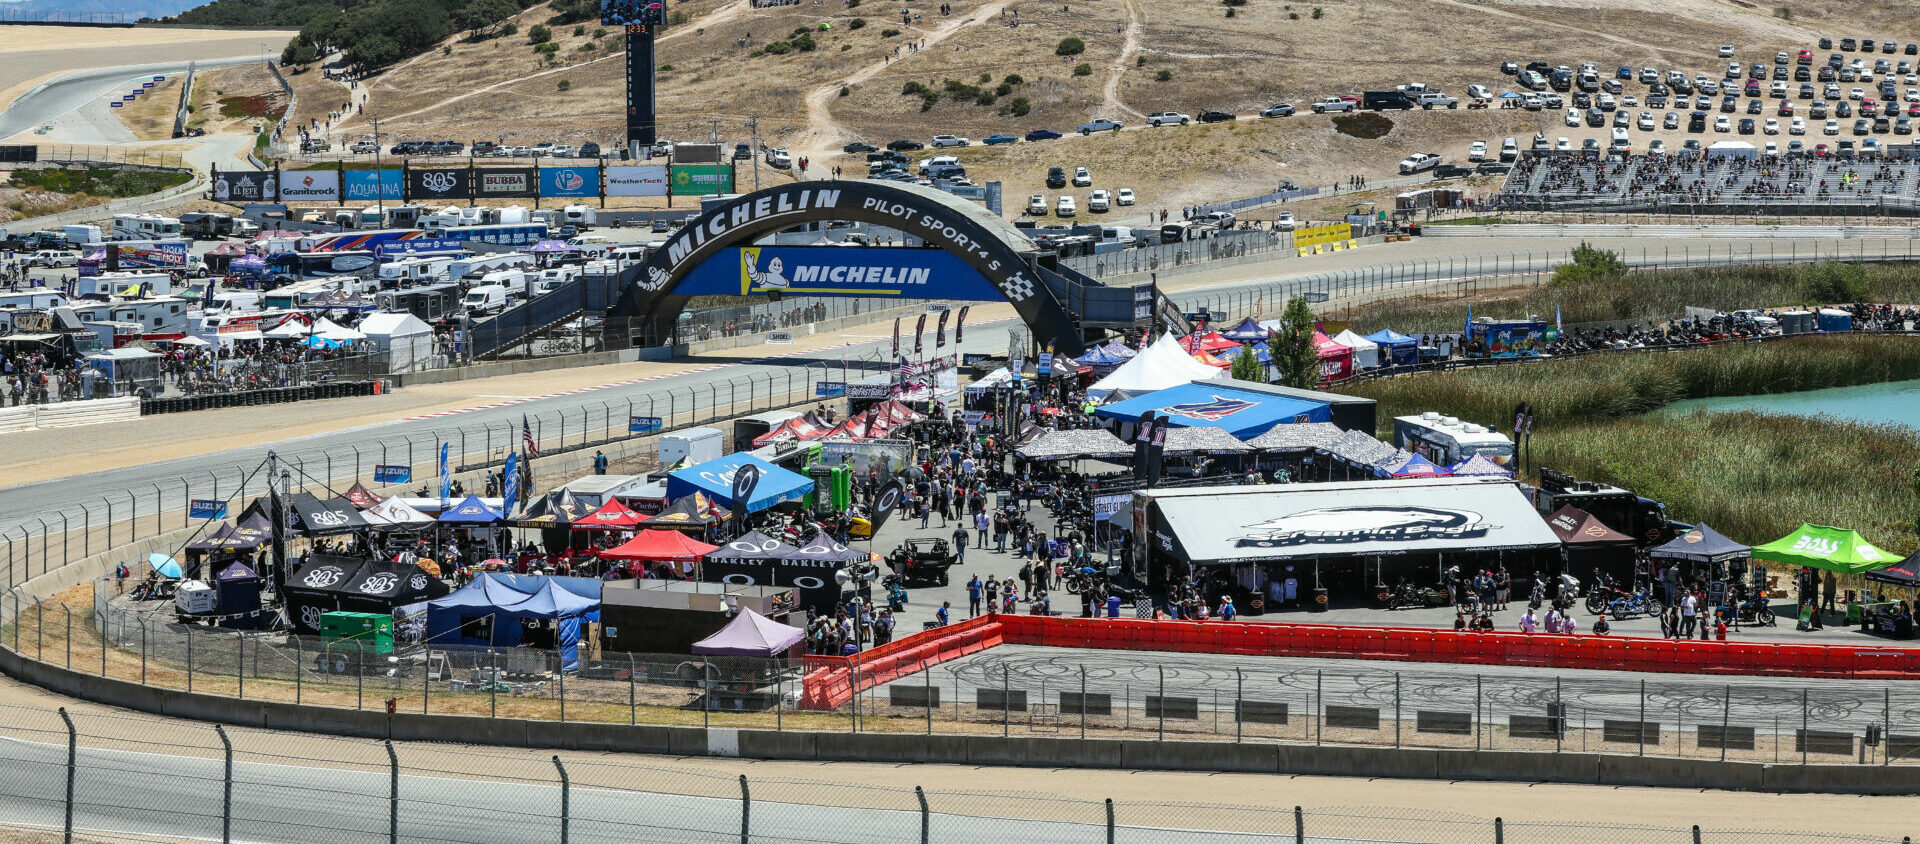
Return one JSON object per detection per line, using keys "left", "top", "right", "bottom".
{"left": 305, "top": 0, "right": 1920, "bottom": 209}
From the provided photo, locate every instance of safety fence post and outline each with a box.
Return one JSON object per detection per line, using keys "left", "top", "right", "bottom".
{"left": 236, "top": 636, "right": 244, "bottom": 699}
{"left": 63, "top": 604, "right": 71, "bottom": 667}
{"left": 295, "top": 637, "right": 302, "bottom": 703}
{"left": 1104, "top": 798, "right": 1115, "bottom": 844}
{"left": 216, "top": 725, "right": 232, "bottom": 844}
{"left": 1158, "top": 665, "right": 1165, "bottom": 741}
{"left": 385, "top": 741, "right": 399, "bottom": 844}
{"left": 186, "top": 625, "right": 194, "bottom": 693}
{"left": 738, "top": 775, "right": 750, "bottom": 844}
{"left": 1394, "top": 672, "right": 1402, "bottom": 748}
{"left": 553, "top": 756, "right": 570, "bottom": 844}
{"left": 59, "top": 707, "right": 74, "bottom": 844}
{"left": 1493, "top": 817, "right": 1503, "bottom": 844}
{"left": 915, "top": 786, "right": 930, "bottom": 844}
{"left": 1294, "top": 806, "right": 1304, "bottom": 844}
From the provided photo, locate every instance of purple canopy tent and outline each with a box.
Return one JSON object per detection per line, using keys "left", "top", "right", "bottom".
{"left": 690, "top": 608, "right": 805, "bottom": 658}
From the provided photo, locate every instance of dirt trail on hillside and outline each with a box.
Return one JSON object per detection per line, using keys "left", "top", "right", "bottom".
{"left": 1099, "top": 0, "right": 1145, "bottom": 119}
{"left": 791, "top": 0, "right": 1013, "bottom": 165}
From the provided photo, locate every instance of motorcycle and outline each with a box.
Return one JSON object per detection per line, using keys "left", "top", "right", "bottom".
{"left": 1609, "top": 588, "right": 1663, "bottom": 620}
{"left": 1585, "top": 572, "right": 1629, "bottom": 616}
{"left": 1386, "top": 581, "right": 1424, "bottom": 611}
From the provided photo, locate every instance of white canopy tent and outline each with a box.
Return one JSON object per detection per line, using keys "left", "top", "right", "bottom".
{"left": 1088, "top": 333, "right": 1226, "bottom": 399}
{"left": 1330, "top": 329, "right": 1380, "bottom": 369}
{"left": 358, "top": 312, "right": 436, "bottom": 374}
{"left": 262, "top": 317, "right": 313, "bottom": 339}
{"left": 313, "top": 317, "right": 365, "bottom": 341}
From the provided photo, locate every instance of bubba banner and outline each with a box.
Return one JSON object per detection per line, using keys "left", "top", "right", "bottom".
{"left": 477, "top": 167, "right": 537, "bottom": 197}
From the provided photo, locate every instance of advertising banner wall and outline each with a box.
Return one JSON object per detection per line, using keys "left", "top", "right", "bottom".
{"left": 343, "top": 169, "right": 403, "bottom": 202}
{"left": 604, "top": 165, "right": 668, "bottom": 197}
{"left": 669, "top": 163, "right": 735, "bottom": 196}
{"left": 677, "top": 246, "right": 1000, "bottom": 300}
{"left": 476, "top": 167, "right": 537, "bottom": 198}
{"left": 540, "top": 166, "right": 599, "bottom": 198}
{"left": 212, "top": 171, "right": 275, "bottom": 203}
{"left": 278, "top": 170, "right": 340, "bottom": 202}
{"left": 407, "top": 167, "right": 471, "bottom": 201}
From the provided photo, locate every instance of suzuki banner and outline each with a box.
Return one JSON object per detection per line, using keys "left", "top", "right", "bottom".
{"left": 669, "top": 163, "right": 735, "bottom": 196}
{"left": 677, "top": 246, "right": 1002, "bottom": 300}
{"left": 604, "top": 165, "right": 668, "bottom": 197}
{"left": 344, "top": 169, "right": 403, "bottom": 202}
{"left": 540, "top": 166, "right": 599, "bottom": 198}
{"left": 407, "top": 167, "right": 471, "bottom": 201}
{"left": 476, "top": 167, "right": 537, "bottom": 198}
{"left": 278, "top": 169, "right": 340, "bottom": 202}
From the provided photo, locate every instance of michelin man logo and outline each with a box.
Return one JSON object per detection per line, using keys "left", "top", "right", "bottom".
{"left": 742, "top": 248, "right": 789, "bottom": 290}
{"left": 642, "top": 264, "right": 672, "bottom": 291}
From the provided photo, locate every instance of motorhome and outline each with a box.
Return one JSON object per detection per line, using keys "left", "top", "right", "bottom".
{"left": 378, "top": 255, "right": 456, "bottom": 286}
{"left": 1391, "top": 411, "right": 1516, "bottom": 467}
{"left": 0, "top": 291, "right": 69, "bottom": 310}
{"left": 111, "top": 214, "right": 183, "bottom": 241}
{"left": 68, "top": 297, "right": 189, "bottom": 336}
{"left": 75, "top": 271, "right": 174, "bottom": 299}
{"left": 60, "top": 225, "right": 104, "bottom": 245}
{"left": 533, "top": 265, "right": 580, "bottom": 295}
{"left": 560, "top": 205, "right": 596, "bottom": 227}
{"left": 262, "top": 276, "right": 372, "bottom": 310}
{"left": 266, "top": 250, "right": 379, "bottom": 280}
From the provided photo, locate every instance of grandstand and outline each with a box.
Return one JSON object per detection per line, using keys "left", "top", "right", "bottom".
{"left": 1494, "top": 150, "right": 1920, "bottom": 214}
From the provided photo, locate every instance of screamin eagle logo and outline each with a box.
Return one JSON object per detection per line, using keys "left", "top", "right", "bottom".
{"left": 1160, "top": 395, "right": 1257, "bottom": 422}
{"left": 1232, "top": 506, "right": 1492, "bottom": 548}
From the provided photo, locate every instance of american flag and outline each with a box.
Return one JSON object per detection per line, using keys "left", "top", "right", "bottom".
{"left": 522, "top": 415, "right": 539, "bottom": 459}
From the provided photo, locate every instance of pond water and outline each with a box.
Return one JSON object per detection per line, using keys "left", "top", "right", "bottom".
{"left": 1661, "top": 380, "right": 1920, "bottom": 430}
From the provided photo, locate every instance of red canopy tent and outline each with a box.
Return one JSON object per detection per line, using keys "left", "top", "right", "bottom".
{"left": 572, "top": 498, "right": 648, "bottom": 531}
{"left": 1313, "top": 331, "right": 1353, "bottom": 382}
{"left": 600, "top": 529, "right": 719, "bottom": 563}
{"left": 1185, "top": 331, "right": 1243, "bottom": 353}
{"left": 753, "top": 413, "right": 831, "bottom": 447}
{"left": 1191, "top": 351, "right": 1233, "bottom": 369}
{"left": 342, "top": 482, "right": 384, "bottom": 509}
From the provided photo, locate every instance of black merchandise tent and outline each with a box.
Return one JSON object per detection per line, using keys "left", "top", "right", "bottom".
{"left": 780, "top": 530, "right": 869, "bottom": 612}
{"left": 638, "top": 494, "right": 723, "bottom": 532}
{"left": 282, "top": 554, "right": 366, "bottom": 634}
{"left": 1545, "top": 505, "right": 1638, "bottom": 583}
{"left": 700, "top": 530, "right": 803, "bottom": 590}
{"left": 282, "top": 555, "right": 443, "bottom": 634}
{"left": 1866, "top": 553, "right": 1920, "bottom": 590}
{"left": 288, "top": 493, "right": 371, "bottom": 536}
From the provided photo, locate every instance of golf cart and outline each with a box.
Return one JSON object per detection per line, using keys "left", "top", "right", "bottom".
{"left": 885, "top": 537, "right": 958, "bottom": 586}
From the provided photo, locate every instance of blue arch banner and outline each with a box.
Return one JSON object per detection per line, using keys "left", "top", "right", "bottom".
{"left": 675, "top": 246, "right": 1001, "bottom": 300}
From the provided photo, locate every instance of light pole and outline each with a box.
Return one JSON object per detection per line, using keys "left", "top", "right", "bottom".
{"left": 369, "top": 114, "right": 385, "bottom": 218}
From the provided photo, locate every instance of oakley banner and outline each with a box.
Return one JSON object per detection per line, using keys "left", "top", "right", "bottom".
{"left": 605, "top": 165, "right": 668, "bottom": 196}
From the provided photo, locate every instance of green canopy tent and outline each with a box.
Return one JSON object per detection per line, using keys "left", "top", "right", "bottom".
{"left": 1751, "top": 523, "right": 1896, "bottom": 574}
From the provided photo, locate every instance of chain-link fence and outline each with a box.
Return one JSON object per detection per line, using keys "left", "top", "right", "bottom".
{"left": 1061, "top": 231, "right": 1293, "bottom": 281}
{"left": 11, "top": 590, "right": 1908, "bottom": 770}
{"left": 0, "top": 699, "right": 1909, "bottom": 844}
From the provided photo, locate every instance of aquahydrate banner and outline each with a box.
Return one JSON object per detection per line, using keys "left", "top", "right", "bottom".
{"left": 675, "top": 246, "right": 1001, "bottom": 300}
{"left": 344, "top": 169, "right": 403, "bottom": 202}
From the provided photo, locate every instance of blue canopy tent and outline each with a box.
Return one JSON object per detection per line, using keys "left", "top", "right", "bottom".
{"left": 426, "top": 576, "right": 600, "bottom": 670}
{"left": 1074, "top": 342, "right": 1136, "bottom": 369}
{"left": 1384, "top": 452, "right": 1452, "bottom": 479}
{"left": 1365, "top": 329, "right": 1420, "bottom": 366}
{"left": 1095, "top": 382, "right": 1331, "bottom": 439}
{"left": 1220, "top": 317, "right": 1268, "bottom": 343}
{"left": 438, "top": 495, "right": 503, "bottom": 524}
{"left": 665, "top": 453, "right": 814, "bottom": 514}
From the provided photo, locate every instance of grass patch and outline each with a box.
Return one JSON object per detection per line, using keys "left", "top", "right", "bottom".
{"left": 1338, "top": 336, "right": 1920, "bottom": 553}
{"left": 1331, "top": 111, "right": 1393, "bottom": 139}
{"left": 1342, "top": 261, "right": 1920, "bottom": 334}
{"left": 8, "top": 168, "right": 189, "bottom": 198}
{"left": 217, "top": 93, "right": 285, "bottom": 121}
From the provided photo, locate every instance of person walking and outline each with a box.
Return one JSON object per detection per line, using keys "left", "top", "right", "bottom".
{"left": 974, "top": 510, "right": 989, "bottom": 548}
{"left": 1680, "top": 590, "right": 1698, "bottom": 638}
{"left": 952, "top": 523, "right": 970, "bottom": 565}
{"left": 966, "top": 575, "right": 983, "bottom": 617}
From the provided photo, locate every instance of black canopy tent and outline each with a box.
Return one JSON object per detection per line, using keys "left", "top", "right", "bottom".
{"left": 1647, "top": 523, "right": 1753, "bottom": 582}
{"left": 1866, "top": 553, "right": 1920, "bottom": 590}
{"left": 287, "top": 492, "right": 371, "bottom": 536}
{"left": 1544, "top": 505, "right": 1638, "bottom": 583}
{"left": 282, "top": 554, "right": 445, "bottom": 633}
{"left": 699, "top": 530, "right": 803, "bottom": 593}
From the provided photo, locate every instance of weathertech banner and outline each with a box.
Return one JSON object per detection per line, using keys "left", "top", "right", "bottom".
{"left": 604, "top": 165, "right": 669, "bottom": 196}
{"left": 476, "top": 167, "right": 537, "bottom": 197}
{"left": 408, "top": 167, "right": 471, "bottom": 201}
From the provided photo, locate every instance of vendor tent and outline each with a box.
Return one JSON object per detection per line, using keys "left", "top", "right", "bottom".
{"left": 362, "top": 497, "right": 436, "bottom": 529}
{"left": 1545, "top": 505, "right": 1636, "bottom": 546}
{"left": 1313, "top": 331, "right": 1354, "bottom": 382}
{"left": 665, "top": 453, "right": 814, "bottom": 514}
{"left": 752, "top": 412, "right": 830, "bottom": 447}
{"left": 1073, "top": 343, "right": 1135, "bottom": 370}
{"left": 703, "top": 530, "right": 801, "bottom": 563}
{"left": 227, "top": 513, "right": 271, "bottom": 548}
{"left": 1245, "top": 421, "right": 1345, "bottom": 453}
{"left": 1648, "top": 524, "right": 1751, "bottom": 565}
{"left": 1086, "top": 333, "right": 1226, "bottom": 398}
{"left": 1221, "top": 317, "right": 1268, "bottom": 343}
{"left": 342, "top": 482, "right": 384, "bottom": 509}
{"left": 1095, "top": 382, "right": 1332, "bottom": 439}
{"left": 1448, "top": 453, "right": 1514, "bottom": 477}
{"left": 639, "top": 493, "right": 725, "bottom": 530}
{"left": 1383, "top": 453, "right": 1452, "bottom": 479}
{"left": 513, "top": 490, "right": 589, "bottom": 527}
{"left": 426, "top": 576, "right": 599, "bottom": 669}
{"left": 1866, "top": 552, "right": 1920, "bottom": 589}
{"left": 1331, "top": 329, "right": 1380, "bottom": 369}
{"left": 1365, "top": 329, "right": 1420, "bottom": 366}
{"left": 288, "top": 492, "right": 370, "bottom": 535}
{"left": 263, "top": 316, "right": 313, "bottom": 339}
{"left": 789, "top": 530, "right": 867, "bottom": 565}
{"left": 1014, "top": 428, "right": 1132, "bottom": 461}
{"left": 1184, "top": 331, "right": 1243, "bottom": 354}
{"left": 358, "top": 312, "right": 435, "bottom": 374}
{"left": 1161, "top": 425, "right": 1255, "bottom": 456}
{"left": 312, "top": 317, "right": 365, "bottom": 341}
{"left": 691, "top": 609, "right": 805, "bottom": 658}
{"left": 437, "top": 495, "right": 503, "bottom": 524}
{"left": 1752, "top": 523, "right": 1896, "bottom": 573}
{"left": 601, "top": 529, "right": 720, "bottom": 564}
{"left": 573, "top": 498, "right": 648, "bottom": 531}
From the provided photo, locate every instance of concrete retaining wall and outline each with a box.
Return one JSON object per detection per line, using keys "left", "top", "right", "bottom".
{"left": 6, "top": 646, "right": 1916, "bottom": 794}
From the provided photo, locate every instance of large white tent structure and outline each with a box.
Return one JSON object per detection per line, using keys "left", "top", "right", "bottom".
{"left": 1088, "top": 333, "right": 1226, "bottom": 398}
{"left": 1330, "top": 329, "right": 1380, "bottom": 369}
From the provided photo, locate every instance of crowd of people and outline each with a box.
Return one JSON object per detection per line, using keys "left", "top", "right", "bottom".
{"left": 1500, "top": 150, "right": 1920, "bottom": 205}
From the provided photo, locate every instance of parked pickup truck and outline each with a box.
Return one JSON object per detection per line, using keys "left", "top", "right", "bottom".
{"left": 1309, "top": 97, "right": 1357, "bottom": 114}
{"left": 1417, "top": 92, "right": 1460, "bottom": 109}
{"left": 1398, "top": 152, "right": 1442, "bottom": 174}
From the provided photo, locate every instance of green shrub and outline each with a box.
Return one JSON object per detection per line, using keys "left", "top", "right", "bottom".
{"left": 1552, "top": 242, "right": 1627, "bottom": 287}
{"left": 921, "top": 92, "right": 940, "bottom": 111}
{"left": 534, "top": 41, "right": 559, "bottom": 55}
{"left": 658, "top": 63, "right": 674, "bottom": 71}
{"left": 881, "top": 27, "right": 900, "bottom": 37}
{"left": 1073, "top": 63, "right": 1093, "bottom": 77}
{"left": 995, "top": 82, "right": 1013, "bottom": 96}
{"left": 792, "top": 31, "right": 816, "bottom": 51}
{"left": 1800, "top": 262, "right": 1870, "bottom": 303}
{"left": 1003, "top": 73, "right": 1024, "bottom": 85}
{"left": 557, "top": 79, "right": 571, "bottom": 91}
{"left": 1056, "top": 37, "right": 1084, "bottom": 56}
{"left": 976, "top": 92, "right": 996, "bottom": 105}
{"left": 572, "top": 24, "right": 584, "bottom": 36}
{"left": 849, "top": 17, "right": 866, "bottom": 28}
{"left": 1005, "top": 96, "right": 1031, "bottom": 116}
{"left": 764, "top": 40, "right": 792, "bottom": 54}
{"left": 1154, "top": 68, "right": 1172, "bottom": 81}
{"left": 1311, "top": 6, "right": 1323, "bottom": 18}
{"left": 529, "top": 23, "right": 551, "bottom": 44}
{"left": 902, "top": 80, "right": 928, "bottom": 96}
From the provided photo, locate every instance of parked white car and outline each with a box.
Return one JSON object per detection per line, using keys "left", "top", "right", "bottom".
{"left": 1056, "top": 195, "right": 1077, "bottom": 217}
{"left": 1026, "top": 194, "right": 1048, "bottom": 216}
{"left": 1088, "top": 189, "right": 1111, "bottom": 212}
{"left": 1467, "top": 140, "right": 1488, "bottom": 161}
{"left": 1072, "top": 166, "right": 1092, "bottom": 187}
{"left": 929, "top": 134, "right": 971, "bottom": 148}
{"left": 1146, "top": 111, "right": 1192, "bottom": 126}
{"left": 1115, "top": 188, "right": 1135, "bottom": 206}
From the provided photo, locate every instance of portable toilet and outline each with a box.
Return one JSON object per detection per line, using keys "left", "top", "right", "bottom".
{"left": 1815, "top": 308, "right": 1854, "bottom": 332}
{"left": 1777, "top": 310, "right": 1813, "bottom": 335}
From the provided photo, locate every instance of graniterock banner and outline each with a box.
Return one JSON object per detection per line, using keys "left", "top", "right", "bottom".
{"left": 407, "top": 167, "right": 471, "bottom": 201}
{"left": 476, "top": 167, "right": 537, "bottom": 198}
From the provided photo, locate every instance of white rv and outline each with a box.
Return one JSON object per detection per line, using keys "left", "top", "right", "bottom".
{"left": 111, "top": 214, "right": 183, "bottom": 241}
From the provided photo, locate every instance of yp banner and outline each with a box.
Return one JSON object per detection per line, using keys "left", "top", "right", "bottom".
{"left": 1293, "top": 222, "right": 1353, "bottom": 248}
{"left": 540, "top": 166, "right": 599, "bottom": 198}
{"left": 669, "top": 163, "right": 735, "bottom": 196}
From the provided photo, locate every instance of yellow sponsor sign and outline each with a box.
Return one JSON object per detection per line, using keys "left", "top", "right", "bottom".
{"left": 1293, "top": 222, "right": 1353, "bottom": 248}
